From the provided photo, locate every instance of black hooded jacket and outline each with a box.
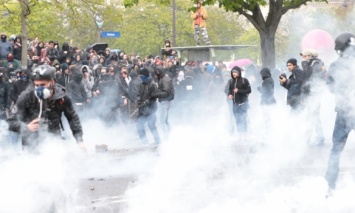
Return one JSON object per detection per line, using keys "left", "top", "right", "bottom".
{"left": 301, "top": 57, "right": 325, "bottom": 97}
{"left": 128, "top": 70, "right": 142, "bottom": 101}
{"left": 0, "top": 79, "right": 10, "bottom": 110}
{"left": 59, "top": 42, "right": 73, "bottom": 64}
{"left": 10, "top": 75, "right": 32, "bottom": 103}
{"left": 137, "top": 77, "right": 158, "bottom": 115}
{"left": 99, "top": 74, "right": 125, "bottom": 110}
{"left": 61, "top": 63, "right": 71, "bottom": 90}
{"left": 68, "top": 72, "right": 87, "bottom": 103}
{"left": 155, "top": 66, "right": 174, "bottom": 102}
{"left": 13, "top": 36, "right": 22, "bottom": 61}
{"left": 225, "top": 70, "right": 251, "bottom": 105}
{"left": 258, "top": 68, "right": 276, "bottom": 105}
{"left": 7, "top": 83, "right": 83, "bottom": 146}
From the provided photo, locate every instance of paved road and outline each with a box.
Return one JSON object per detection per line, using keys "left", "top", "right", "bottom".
{"left": 73, "top": 142, "right": 355, "bottom": 212}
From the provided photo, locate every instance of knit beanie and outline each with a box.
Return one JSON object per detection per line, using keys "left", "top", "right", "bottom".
{"left": 287, "top": 58, "right": 297, "bottom": 66}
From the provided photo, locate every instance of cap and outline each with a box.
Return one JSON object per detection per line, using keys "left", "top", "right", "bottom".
{"left": 300, "top": 49, "right": 317, "bottom": 57}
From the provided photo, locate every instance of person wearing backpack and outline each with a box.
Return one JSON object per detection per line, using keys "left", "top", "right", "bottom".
{"left": 154, "top": 65, "right": 174, "bottom": 139}
{"left": 226, "top": 66, "right": 251, "bottom": 141}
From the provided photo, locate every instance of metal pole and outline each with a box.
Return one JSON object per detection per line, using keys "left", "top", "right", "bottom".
{"left": 172, "top": 0, "right": 176, "bottom": 46}
{"left": 98, "top": 29, "right": 101, "bottom": 43}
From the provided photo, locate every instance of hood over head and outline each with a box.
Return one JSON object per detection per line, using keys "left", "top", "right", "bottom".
{"left": 230, "top": 66, "right": 242, "bottom": 78}
{"left": 61, "top": 63, "right": 69, "bottom": 72}
{"left": 72, "top": 70, "right": 83, "bottom": 83}
{"left": 81, "top": 65, "right": 92, "bottom": 74}
{"left": 260, "top": 67, "right": 271, "bottom": 78}
{"left": 62, "top": 42, "right": 70, "bottom": 51}
{"left": 154, "top": 65, "right": 165, "bottom": 77}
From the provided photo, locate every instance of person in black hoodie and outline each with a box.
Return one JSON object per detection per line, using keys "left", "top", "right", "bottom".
{"left": 98, "top": 72, "right": 125, "bottom": 125}
{"left": 136, "top": 68, "right": 160, "bottom": 145}
{"left": 61, "top": 63, "right": 71, "bottom": 91}
{"left": 279, "top": 58, "right": 304, "bottom": 112}
{"left": 127, "top": 69, "right": 142, "bottom": 120}
{"left": 0, "top": 68, "right": 10, "bottom": 119}
{"left": 10, "top": 68, "right": 32, "bottom": 104}
{"left": 257, "top": 67, "right": 276, "bottom": 133}
{"left": 6, "top": 65, "right": 86, "bottom": 152}
{"left": 68, "top": 69, "right": 88, "bottom": 116}
{"left": 13, "top": 36, "right": 22, "bottom": 62}
{"left": 226, "top": 66, "right": 251, "bottom": 140}
{"left": 257, "top": 68, "right": 276, "bottom": 106}
{"left": 59, "top": 42, "right": 73, "bottom": 64}
{"left": 154, "top": 65, "right": 174, "bottom": 137}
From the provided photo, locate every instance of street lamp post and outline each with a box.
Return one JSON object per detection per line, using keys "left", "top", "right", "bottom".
{"left": 94, "top": 12, "right": 104, "bottom": 43}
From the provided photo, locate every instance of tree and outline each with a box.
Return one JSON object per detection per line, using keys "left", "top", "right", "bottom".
{"left": 0, "top": 0, "right": 107, "bottom": 66}
{"left": 112, "top": 0, "right": 246, "bottom": 59}
{"left": 204, "top": 0, "right": 327, "bottom": 69}
{"left": 124, "top": 0, "right": 326, "bottom": 69}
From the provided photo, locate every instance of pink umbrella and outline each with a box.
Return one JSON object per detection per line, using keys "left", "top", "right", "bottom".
{"left": 301, "top": 29, "right": 334, "bottom": 61}
{"left": 228, "top": 59, "right": 253, "bottom": 69}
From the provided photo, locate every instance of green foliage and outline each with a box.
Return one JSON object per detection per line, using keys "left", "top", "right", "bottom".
{"left": 235, "top": 28, "right": 260, "bottom": 62}
{"left": 106, "top": 0, "right": 248, "bottom": 58}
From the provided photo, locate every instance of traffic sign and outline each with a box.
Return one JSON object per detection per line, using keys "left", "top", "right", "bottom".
{"left": 94, "top": 12, "right": 104, "bottom": 29}
{"left": 101, "top": 31, "right": 121, "bottom": 38}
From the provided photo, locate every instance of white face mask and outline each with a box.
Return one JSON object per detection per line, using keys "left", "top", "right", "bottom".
{"left": 34, "top": 84, "right": 51, "bottom": 100}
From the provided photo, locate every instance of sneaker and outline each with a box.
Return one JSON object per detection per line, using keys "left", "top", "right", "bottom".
{"left": 326, "top": 187, "right": 334, "bottom": 198}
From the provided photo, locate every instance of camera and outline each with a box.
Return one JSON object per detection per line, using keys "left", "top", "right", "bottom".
{"left": 279, "top": 73, "right": 286, "bottom": 79}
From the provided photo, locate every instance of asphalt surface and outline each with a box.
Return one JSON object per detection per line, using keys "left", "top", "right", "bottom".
{"left": 72, "top": 141, "right": 355, "bottom": 212}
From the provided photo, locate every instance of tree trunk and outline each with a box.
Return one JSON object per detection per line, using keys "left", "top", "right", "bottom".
{"left": 259, "top": 31, "right": 276, "bottom": 70}
{"left": 20, "top": 0, "right": 28, "bottom": 69}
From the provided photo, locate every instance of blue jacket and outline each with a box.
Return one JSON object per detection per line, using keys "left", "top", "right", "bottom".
{"left": 0, "top": 41, "right": 12, "bottom": 59}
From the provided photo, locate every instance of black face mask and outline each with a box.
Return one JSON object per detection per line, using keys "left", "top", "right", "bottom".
{"left": 1, "top": 36, "right": 6, "bottom": 42}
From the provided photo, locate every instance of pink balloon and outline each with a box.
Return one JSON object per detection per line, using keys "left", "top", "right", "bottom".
{"left": 301, "top": 29, "right": 334, "bottom": 60}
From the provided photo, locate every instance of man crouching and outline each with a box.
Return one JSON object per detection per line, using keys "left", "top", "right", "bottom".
{"left": 7, "top": 65, "right": 87, "bottom": 153}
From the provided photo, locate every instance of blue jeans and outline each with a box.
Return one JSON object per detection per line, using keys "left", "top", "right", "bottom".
{"left": 136, "top": 112, "right": 160, "bottom": 144}
{"left": 159, "top": 101, "right": 171, "bottom": 133}
{"left": 232, "top": 103, "right": 248, "bottom": 133}
{"left": 325, "top": 113, "right": 355, "bottom": 189}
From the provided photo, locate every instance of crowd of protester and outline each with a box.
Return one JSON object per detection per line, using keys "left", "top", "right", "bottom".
{"left": 2, "top": 30, "right": 355, "bottom": 197}
{"left": 0, "top": 34, "right": 232, "bottom": 144}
